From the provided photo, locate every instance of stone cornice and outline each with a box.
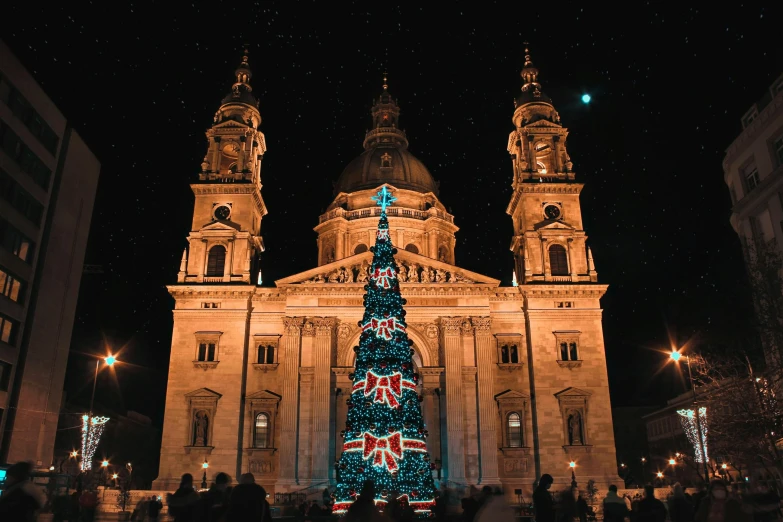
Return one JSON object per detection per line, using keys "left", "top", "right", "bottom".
{"left": 506, "top": 183, "right": 584, "bottom": 216}
{"left": 526, "top": 310, "right": 604, "bottom": 318}
{"left": 191, "top": 184, "right": 259, "bottom": 196}
{"left": 174, "top": 310, "right": 250, "bottom": 319}
{"left": 168, "top": 285, "right": 256, "bottom": 299}
{"left": 519, "top": 284, "right": 608, "bottom": 298}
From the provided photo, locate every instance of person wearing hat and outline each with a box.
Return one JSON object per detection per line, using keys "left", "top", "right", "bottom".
{"left": 0, "top": 461, "right": 45, "bottom": 521}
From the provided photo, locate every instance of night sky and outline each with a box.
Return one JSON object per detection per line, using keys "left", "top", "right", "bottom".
{"left": 3, "top": 4, "right": 782, "bottom": 427}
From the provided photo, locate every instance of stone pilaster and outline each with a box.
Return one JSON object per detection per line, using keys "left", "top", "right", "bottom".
{"left": 297, "top": 367, "right": 314, "bottom": 482}
{"left": 312, "top": 318, "right": 335, "bottom": 481}
{"left": 441, "top": 317, "right": 465, "bottom": 481}
{"left": 277, "top": 317, "right": 303, "bottom": 487}
{"left": 420, "top": 367, "right": 444, "bottom": 464}
{"left": 472, "top": 317, "right": 500, "bottom": 484}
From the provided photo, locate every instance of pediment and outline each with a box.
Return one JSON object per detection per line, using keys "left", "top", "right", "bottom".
{"left": 553, "top": 387, "right": 592, "bottom": 399}
{"left": 185, "top": 388, "right": 222, "bottom": 399}
{"left": 495, "top": 389, "right": 530, "bottom": 401}
{"left": 200, "top": 221, "right": 241, "bottom": 232}
{"left": 211, "top": 120, "right": 251, "bottom": 131}
{"left": 246, "top": 390, "right": 282, "bottom": 401}
{"left": 275, "top": 249, "right": 500, "bottom": 286}
{"left": 534, "top": 219, "right": 576, "bottom": 231}
{"left": 526, "top": 119, "right": 562, "bottom": 129}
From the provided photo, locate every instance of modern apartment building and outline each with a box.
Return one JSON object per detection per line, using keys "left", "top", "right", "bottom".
{"left": 0, "top": 40, "right": 100, "bottom": 468}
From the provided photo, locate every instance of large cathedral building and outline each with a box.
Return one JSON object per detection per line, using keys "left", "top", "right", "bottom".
{"left": 153, "top": 48, "right": 619, "bottom": 496}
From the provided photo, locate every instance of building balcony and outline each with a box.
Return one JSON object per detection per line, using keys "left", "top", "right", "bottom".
{"left": 318, "top": 206, "right": 454, "bottom": 224}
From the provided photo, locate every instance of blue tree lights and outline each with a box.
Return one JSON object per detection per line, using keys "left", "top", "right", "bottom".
{"left": 332, "top": 187, "right": 437, "bottom": 518}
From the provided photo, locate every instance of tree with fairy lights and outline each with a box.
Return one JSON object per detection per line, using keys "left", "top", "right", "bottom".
{"left": 332, "top": 186, "right": 436, "bottom": 519}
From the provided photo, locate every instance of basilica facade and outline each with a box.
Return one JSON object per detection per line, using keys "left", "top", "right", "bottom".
{"left": 153, "top": 48, "right": 619, "bottom": 497}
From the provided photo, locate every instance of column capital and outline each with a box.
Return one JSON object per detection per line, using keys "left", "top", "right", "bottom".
{"left": 282, "top": 317, "right": 304, "bottom": 334}
{"left": 313, "top": 317, "right": 337, "bottom": 336}
{"left": 471, "top": 316, "right": 491, "bottom": 333}
{"left": 439, "top": 317, "right": 463, "bottom": 335}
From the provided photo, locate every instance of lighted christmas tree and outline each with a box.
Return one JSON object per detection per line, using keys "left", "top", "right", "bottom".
{"left": 332, "top": 186, "right": 436, "bottom": 518}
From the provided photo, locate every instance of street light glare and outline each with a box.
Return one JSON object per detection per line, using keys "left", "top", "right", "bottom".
{"left": 105, "top": 355, "right": 117, "bottom": 366}
{"left": 569, "top": 461, "right": 576, "bottom": 468}
{"left": 101, "top": 460, "right": 109, "bottom": 467}
{"left": 657, "top": 472, "right": 663, "bottom": 478}
{"left": 669, "top": 350, "right": 682, "bottom": 362}
{"left": 203, "top": 461, "right": 209, "bottom": 469}
{"left": 669, "top": 459, "right": 676, "bottom": 465}
{"left": 112, "top": 473, "right": 118, "bottom": 479}
{"left": 581, "top": 94, "right": 591, "bottom": 104}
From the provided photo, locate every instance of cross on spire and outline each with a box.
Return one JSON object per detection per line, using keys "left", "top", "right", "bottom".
{"left": 372, "top": 186, "right": 397, "bottom": 212}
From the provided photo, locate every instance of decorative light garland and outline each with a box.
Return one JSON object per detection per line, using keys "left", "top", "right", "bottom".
{"left": 677, "top": 407, "right": 708, "bottom": 463}
{"left": 81, "top": 415, "right": 110, "bottom": 471}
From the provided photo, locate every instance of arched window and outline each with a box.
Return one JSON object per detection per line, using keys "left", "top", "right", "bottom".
{"left": 549, "top": 244, "right": 568, "bottom": 275}
{"left": 254, "top": 413, "right": 269, "bottom": 448}
{"left": 257, "top": 345, "right": 265, "bottom": 364}
{"left": 507, "top": 412, "right": 522, "bottom": 448}
{"left": 266, "top": 345, "right": 275, "bottom": 364}
{"left": 206, "top": 245, "right": 226, "bottom": 276}
{"left": 354, "top": 244, "right": 368, "bottom": 255}
{"left": 405, "top": 244, "right": 419, "bottom": 254}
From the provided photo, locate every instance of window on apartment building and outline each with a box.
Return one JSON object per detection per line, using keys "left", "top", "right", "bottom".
{"left": 0, "top": 360, "right": 11, "bottom": 391}
{"left": 1, "top": 75, "right": 59, "bottom": 154}
{"left": 0, "top": 120, "right": 52, "bottom": 190}
{"left": 775, "top": 136, "right": 783, "bottom": 166}
{"left": 742, "top": 109, "right": 758, "bottom": 128}
{"left": 0, "top": 168, "right": 44, "bottom": 226}
{"left": 0, "top": 217, "right": 35, "bottom": 263}
{"left": 0, "top": 313, "right": 18, "bottom": 345}
{"left": 0, "top": 265, "right": 25, "bottom": 304}
{"left": 746, "top": 167, "right": 761, "bottom": 192}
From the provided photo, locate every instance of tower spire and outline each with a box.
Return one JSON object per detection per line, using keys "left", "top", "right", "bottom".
{"left": 520, "top": 42, "right": 540, "bottom": 89}
{"left": 383, "top": 72, "right": 388, "bottom": 91}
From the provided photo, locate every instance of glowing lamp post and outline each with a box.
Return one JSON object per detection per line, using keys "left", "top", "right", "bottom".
{"left": 669, "top": 459, "right": 676, "bottom": 466}
{"left": 569, "top": 461, "right": 577, "bottom": 488}
{"left": 581, "top": 94, "right": 591, "bottom": 104}
{"left": 81, "top": 354, "right": 118, "bottom": 472}
{"left": 669, "top": 349, "right": 709, "bottom": 481}
{"left": 201, "top": 460, "right": 209, "bottom": 489}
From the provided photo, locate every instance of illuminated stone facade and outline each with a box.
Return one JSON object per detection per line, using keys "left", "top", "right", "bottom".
{"left": 153, "top": 49, "right": 618, "bottom": 496}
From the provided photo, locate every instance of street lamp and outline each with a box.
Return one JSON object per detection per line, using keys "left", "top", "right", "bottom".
{"left": 201, "top": 459, "right": 209, "bottom": 489}
{"left": 669, "top": 349, "right": 710, "bottom": 481}
{"left": 126, "top": 463, "right": 133, "bottom": 489}
{"left": 669, "top": 458, "right": 676, "bottom": 466}
{"left": 82, "top": 354, "right": 118, "bottom": 471}
{"left": 569, "top": 461, "right": 577, "bottom": 489}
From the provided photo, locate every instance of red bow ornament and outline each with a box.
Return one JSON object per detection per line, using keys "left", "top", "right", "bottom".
{"left": 353, "top": 371, "right": 416, "bottom": 408}
{"left": 361, "top": 316, "right": 405, "bottom": 340}
{"left": 363, "top": 432, "right": 403, "bottom": 471}
{"left": 372, "top": 267, "right": 396, "bottom": 289}
{"left": 376, "top": 228, "right": 389, "bottom": 241}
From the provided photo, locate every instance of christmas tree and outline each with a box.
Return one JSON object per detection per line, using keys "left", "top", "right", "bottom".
{"left": 332, "top": 186, "right": 436, "bottom": 518}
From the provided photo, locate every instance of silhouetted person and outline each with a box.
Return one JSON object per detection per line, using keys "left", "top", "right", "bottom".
{"left": 603, "top": 485, "right": 630, "bottom": 522}
{"left": 669, "top": 483, "right": 694, "bottom": 522}
{"left": 636, "top": 485, "right": 666, "bottom": 522}
{"left": 577, "top": 493, "right": 589, "bottom": 522}
{"left": 201, "top": 472, "right": 232, "bottom": 522}
{"left": 534, "top": 474, "right": 556, "bottom": 522}
{"left": 167, "top": 473, "right": 201, "bottom": 522}
{"left": 385, "top": 492, "right": 403, "bottom": 521}
{"left": 345, "top": 480, "right": 384, "bottom": 522}
{"left": 148, "top": 495, "right": 163, "bottom": 521}
{"left": 78, "top": 488, "right": 99, "bottom": 522}
{"left": 695, "top": 480, "right": 751, "bottom": 522}
{"left": 0, "top": 461, "right": 44, "bottom": 521}
{"left": 227, "top": 473, "right": 269, "bottom": 522}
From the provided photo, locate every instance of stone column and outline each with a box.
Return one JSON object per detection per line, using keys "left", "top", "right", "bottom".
{"left": 420, "top": 368, "right": 444, "bottom": 463}
{"left": 225, "top": 239, "right": 234, "bottom": 280}
{"left": 527, "top": 136, "right": 536, "bottom": 173}
{"left": 336, "top": 230, "right": 344, "bottom": 261}
{"left": 428, "top": 230, "right": 438, "bottom": 259}
{"left": 312, "top": 318, "right": 335, "bottom": 481}
{"left": 277, "top": 317, "right": 303, "bottom": 487}
{"left": 238, "top": 137, "right": 246, "bottom": 172}
{"left": 212, "top": 138, "right": 221, "bottom": 173}
{"left": 552, "top": 136, "right": 561, "bottom": 173}
{"left": 202, "top": 239, "right": 209, "bottom": 279}
{"left": 472, "top": 317, "right": 500, "bottom": 484}
{"left": 541, "top": 238, "right": 550, "bottom": 279}
{"left": 441, "top": 317, "right": 465, "bottom": 481}
{"left": 567, "top": 238, "right": 578, "bottom": 281}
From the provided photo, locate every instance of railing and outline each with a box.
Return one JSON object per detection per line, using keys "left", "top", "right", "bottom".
{"left": 203, "top": 276, "right": 224, "bottom": 283}
{"left": 319, "top": 206, "right": 454, "bottom": 224}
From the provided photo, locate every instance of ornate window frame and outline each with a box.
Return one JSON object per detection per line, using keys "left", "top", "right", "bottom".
{"left": 495, "top": 389, "right": 530, "bottom": 451}
{"left": 495, "top": 333, "right": 524, "bottom": 372}
{"left": 253, "top": 334, "right": 280, "bottom": 372}
{"left": 245, "top": 390, "right": 281, "bottom": 455}
{"left": 194, "top": 331, "right": 222, "bottom": 370}
{"left": 184, "top": 388, "right": 222, "bottom": 454}
{"left": 554, "top": 330, "right": 582, "bottom": 368}
{"left": 554, "top": 387, "right": 592, "bottom": 449}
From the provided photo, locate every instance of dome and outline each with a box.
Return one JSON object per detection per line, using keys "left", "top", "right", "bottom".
{"left": 334, "top": 145, "right": 439, "bottom": 195}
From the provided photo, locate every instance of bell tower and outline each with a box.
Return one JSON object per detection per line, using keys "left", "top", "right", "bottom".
{"left": 506, "top": 46, "right": 597, "bottom": 284}
{"left": 177, "top": 47, "right": 267, "bottom": 284}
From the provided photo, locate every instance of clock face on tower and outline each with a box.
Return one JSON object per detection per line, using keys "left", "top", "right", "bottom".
{"left": 544, "top": 204, "right": 561, "bottom": 220}
{"left": 214, "top": 205, "right": 231, "bottom": 221}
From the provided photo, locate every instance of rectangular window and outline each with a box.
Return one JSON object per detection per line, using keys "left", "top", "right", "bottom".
{"left": 0, "top": 168, "right": 44, "bottom": 226}
{"left": 201, "top": 302, "right": 220, "bottom": 309}
{"left": 0, "top": 313, "right": 18, "bottom": 345}
{"left": 0, "top": 360, "right": 11, "bottom": 391}
{"left": 207, "top": 343, "right": 216, "bottom": 362}
{"left": 0, "top": 120, "right": 52, "bottom": 190}
{"left": 2, "top": 79, "right": 59, "bottom": 155}
{"left": 197, "top": 343, "right": 207, "bottom": 361}
{"left": 775, "top": 136, "right": 783, "bottom": 166}
{"left": 0, "top": 266, "right": 25, "bottom": 303}
{"left": 0, "top": 216, "right": 35, "bottom": 262}
{"left": 746, "top": 167, "right": 760, "bottom": 192}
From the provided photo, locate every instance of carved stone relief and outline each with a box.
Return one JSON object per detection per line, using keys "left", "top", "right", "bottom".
{"left": 503, "top": 458, "right": 528, "bottom": 474}
{"left": 299, "top": 260, "right": 474, "bottom": 284}
{"left": 249, "top": 460, "right": 274, "bottom": 475}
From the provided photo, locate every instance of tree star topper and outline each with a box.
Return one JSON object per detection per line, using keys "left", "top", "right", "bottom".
{"left": 372, "top": 186, "right": 397, "bottom": 212}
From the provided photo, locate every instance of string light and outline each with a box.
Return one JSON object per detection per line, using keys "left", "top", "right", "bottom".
{"left": 333, "top": 188, "right": 436, "bottom": 518}
{"left": 81, "top": 415, "right": 110, "bottom": 471}
{"left": 677, "top": 407, "right": 708, "bottom": 463}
